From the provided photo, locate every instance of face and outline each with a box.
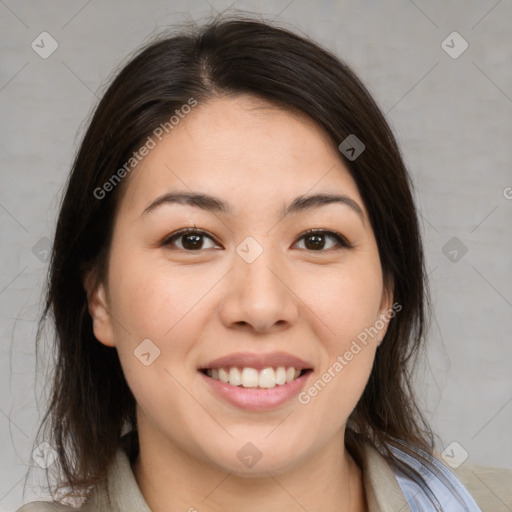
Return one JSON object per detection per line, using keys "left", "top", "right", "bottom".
{"left": 87, "top": 94, "right": 393, "bottom": 475}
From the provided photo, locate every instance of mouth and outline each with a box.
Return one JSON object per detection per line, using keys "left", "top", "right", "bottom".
{"left": 199, "top": 366, "right": 313, "bottom": 389}
{"left": 198, "top": 351, "right": 314, "bottom": 410}
{"left": 199, "top": 366, "right": 313, "bottom": 411}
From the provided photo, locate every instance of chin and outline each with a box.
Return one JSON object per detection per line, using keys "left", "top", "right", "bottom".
{"left": 198, "top": 436, "right": 311, "bottom": 477}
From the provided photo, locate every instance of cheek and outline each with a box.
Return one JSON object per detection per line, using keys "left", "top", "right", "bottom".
{"left": 107, "top": 250, "right": 221, "bottom": 341}
{"left": 105, "top": 250, "right": 230, "bottom": 404}
{"left": 297, "top": 271, "right": 378, "bottom": 429}
{"left": 298, "top": 257, "right": 384, "bottom": 345}
{"left": 294, "top": 258, "right": 382, "bottom": 409}
{"left": 105, "top": 256, "right": 213, "bottom": 423}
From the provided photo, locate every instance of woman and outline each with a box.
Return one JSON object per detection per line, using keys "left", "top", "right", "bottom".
{"left": 18, "top": 17, "right": 511, "bottom": 512}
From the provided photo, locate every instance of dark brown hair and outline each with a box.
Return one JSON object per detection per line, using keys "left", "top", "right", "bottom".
{"left": 34, "top": 15, "right": 433, "bottom": 502}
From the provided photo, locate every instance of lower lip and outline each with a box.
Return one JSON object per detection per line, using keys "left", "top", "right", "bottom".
{"left": 199, "top": 370, "right": 312, "bottom": 411}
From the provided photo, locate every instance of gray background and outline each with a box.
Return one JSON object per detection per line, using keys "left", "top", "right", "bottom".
{"left": 1, "top": 0, "right": 511, "bottom": 509}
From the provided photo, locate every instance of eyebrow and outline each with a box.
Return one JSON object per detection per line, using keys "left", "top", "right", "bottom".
{"left": 141, "top": 191, "right": 365, "bottom": 223}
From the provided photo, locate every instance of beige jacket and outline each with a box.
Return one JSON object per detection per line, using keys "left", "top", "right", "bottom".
{"left": 16, "top": 442, "right": 512, "bottom": 512}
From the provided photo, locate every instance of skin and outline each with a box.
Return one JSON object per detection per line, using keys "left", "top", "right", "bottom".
{"left": 86, "top": 94, "right": 393, "bottom": 512}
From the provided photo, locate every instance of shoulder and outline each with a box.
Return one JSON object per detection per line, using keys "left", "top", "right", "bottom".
{"left": 362, "top": 436, "right": 512, "bottom": 512}
{"left": 14, "top": 482, "right": 108, "bottom": 512}
{"left": 450, "top": 460, "right": 512, "bottom": 512}
{"left": 15, "top": 502, "right": 76, "bottom": 512}
{"left": 15, "top": 444, "right": 142, "bottom": 512}
{"left": 15, "top": 485, "right": 110, "bottom": 512}
{"left": 15, "top": 494, "right": 106, "bottom": 512}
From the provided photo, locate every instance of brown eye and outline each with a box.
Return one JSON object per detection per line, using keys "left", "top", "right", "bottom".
{"left": 162, "top": 229, "right": 220, "bottom": 251}
{"left": 294, "top": 229, "right": 351, "bottom": 251}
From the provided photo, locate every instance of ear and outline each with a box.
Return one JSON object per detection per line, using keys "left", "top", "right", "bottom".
{"left": 83, "top": 270, "right": 116, "bottom": 348}
{"left": 376, "top": 283, "right": 394, "bottom": 345}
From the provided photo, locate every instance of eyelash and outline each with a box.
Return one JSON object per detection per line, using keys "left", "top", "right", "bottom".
{"left": 161, "top": 227, "right": 352, "bottom": 252}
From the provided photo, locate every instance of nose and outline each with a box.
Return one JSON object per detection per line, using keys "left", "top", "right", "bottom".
{"left": 218, "top": 246, "right": 300, "bottom": 334}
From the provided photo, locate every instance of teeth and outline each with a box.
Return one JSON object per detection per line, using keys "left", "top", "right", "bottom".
{"left": 258, "top": 367, "right": 275, "bottom": 388}
{"left": 275, "top": 366, "right": 287, "bottom": 385}
{"left": 218, "top": 368, "right": 229, "bottom": 383}
{"left": 229, "top": 367, "right": 242, "bottom": 386}
{"left": 241, "top": 367, "right": 259, "bottom": 387}
{"left": 204, "top": 366, "right": 304, "bottom": 388}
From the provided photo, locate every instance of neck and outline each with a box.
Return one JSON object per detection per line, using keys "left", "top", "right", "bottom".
{"left": 132, "top": 423, "right": 367, "bottom": 512}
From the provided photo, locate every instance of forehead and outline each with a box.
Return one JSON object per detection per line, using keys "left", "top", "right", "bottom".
{"left": 118, "top": 94, "right": 364, "bottom": 217}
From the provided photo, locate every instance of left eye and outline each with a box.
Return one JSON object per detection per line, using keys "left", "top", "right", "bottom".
{"left": 293, "top": 229, "right": 350, "bottom": 251}
{"left": 162, "top": 229, "right": 220, "bottom": 251}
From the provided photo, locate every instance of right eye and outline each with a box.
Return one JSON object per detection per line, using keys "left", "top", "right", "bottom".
{"left": 161, "top": 228, "right": 222, "bottom": 251}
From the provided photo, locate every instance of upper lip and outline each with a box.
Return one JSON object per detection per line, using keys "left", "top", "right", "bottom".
{"left": 200, "top": 352, "right": 313, "bottom": 371}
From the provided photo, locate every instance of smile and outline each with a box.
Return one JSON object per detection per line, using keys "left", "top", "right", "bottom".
{"left": 199, "top": 367, "right": 313, "bottom": 411}
{"left": 201, "top": 366, "right": 310, "bottom": 389}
